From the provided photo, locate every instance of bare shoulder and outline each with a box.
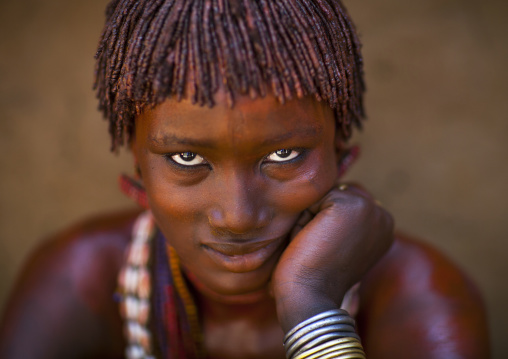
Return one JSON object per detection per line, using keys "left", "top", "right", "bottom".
{"left": 358, "top": 233, "right": 490, "bottom": 358}
{"left": 0, "top": 208, "right": 142, "bottom": 359}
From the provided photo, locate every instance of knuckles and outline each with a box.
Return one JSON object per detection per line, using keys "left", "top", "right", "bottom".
{"left": 323, "top": 186, "right": 395, "bottom": 253}
{"left": 325, "top": 187, "right": 378, "bottom": 221}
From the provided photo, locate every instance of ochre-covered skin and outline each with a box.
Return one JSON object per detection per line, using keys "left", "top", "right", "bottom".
{"left": 0, "top": 210, "right": 137, "bottom": 358}
{"left": 358, "top": 235, "right": 490, "bottom": 358}
{"left": 0, "top": 217, "right": 489, "bottom": 358}
{"left": 0, "top": 94, "right": 489, "bottom": 358}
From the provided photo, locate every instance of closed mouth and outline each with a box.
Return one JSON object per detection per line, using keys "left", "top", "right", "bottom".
{"left": 203, "top": 239, "right": 279, "bottom": 256}
{"left": 201, "top": 236, "right": 287, "bottom": 273}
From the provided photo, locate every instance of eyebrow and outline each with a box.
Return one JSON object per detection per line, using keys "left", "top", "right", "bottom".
{"left": 150, "top": 125, "right": 323, "bottom": 148}
{"left": 260, "top": 125, "right": 322, "bottom": 146}
{"left": 149, "top": 134, "right": 216, "bottom": 148}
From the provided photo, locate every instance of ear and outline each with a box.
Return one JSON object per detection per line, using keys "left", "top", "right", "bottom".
{"left": 334, "top": 132, "right": 361, "bottom": 178}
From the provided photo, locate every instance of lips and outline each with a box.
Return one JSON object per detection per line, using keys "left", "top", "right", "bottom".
{"left": 202, "top": 237, "right": 287, "bottom": 273}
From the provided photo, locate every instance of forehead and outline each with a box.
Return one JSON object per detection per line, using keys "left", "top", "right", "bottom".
{"left": 137, "top": 93, "right": 336, "bottom": 146}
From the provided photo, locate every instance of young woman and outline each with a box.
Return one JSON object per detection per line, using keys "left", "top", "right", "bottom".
{"left": 0, "top": 0, "right": 489, "bottom": 358}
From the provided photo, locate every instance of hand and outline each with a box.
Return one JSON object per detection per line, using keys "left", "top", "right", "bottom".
{"left": 271, "top": 183, "right": 394, "bottom": 332}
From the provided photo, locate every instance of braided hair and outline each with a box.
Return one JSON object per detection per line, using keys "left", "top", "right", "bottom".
{"left": 94, "top": 0, "right": 365, "bottom": 150}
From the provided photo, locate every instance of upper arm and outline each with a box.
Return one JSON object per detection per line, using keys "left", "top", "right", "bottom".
{"left": 0, "top": 241, "right": 107, "bottom": 358}
{"left": 0, "top": 213, "right": 134, "bottom": 359}
{"left": 357, "top": 236, "right": 490, "bottom": 359}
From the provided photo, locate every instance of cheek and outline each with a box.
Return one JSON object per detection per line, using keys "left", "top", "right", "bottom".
{"left": 139, "top": 153, "right": 204, "bottom": 217}
{"left": 148, "top": 184, "right": 203, "bottom": 221}
{"left": 271, "top": 153, "right": 337, "bottom": 214}
{"left": 146, "top": 184, "right": 207, "bottom": 256}
{"left": 139, "top": 161, "right": 208, "bottom": 247}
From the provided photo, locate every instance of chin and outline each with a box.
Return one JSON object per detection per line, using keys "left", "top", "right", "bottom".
{"left": 185, "top": 266, "right": 274, "bottom": 303}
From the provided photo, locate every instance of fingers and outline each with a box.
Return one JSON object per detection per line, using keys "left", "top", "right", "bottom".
{"left": 292, "top": 181, "right": 394, "bottom": 255}
{"left": 337, "top": 182, "right": 374, "bottom": 200}
{"left": 304, "top": 182, "right": 394, "bottom": 253}
{"left": 334, "top": 182, "right": 387, "bottom": 212}
{"left": 290, "top": 210, "right": 314, "bottom": 239}
{"left": 306, "top": 181, "right": 379, "bottom": 216}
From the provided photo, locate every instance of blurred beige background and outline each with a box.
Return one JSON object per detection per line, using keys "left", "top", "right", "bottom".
{"left": 0, "top": 0, "right": 506, "bottom": 357}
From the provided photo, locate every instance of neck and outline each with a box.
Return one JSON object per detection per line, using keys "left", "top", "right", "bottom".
{"left": 183, "top": 268, "right": 278, "bottom": 319}
{"left": 184, "top": 267, "right": 273, "bottom": 304}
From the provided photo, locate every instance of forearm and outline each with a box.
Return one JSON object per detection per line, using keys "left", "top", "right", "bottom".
{"left": 274, "top": 282, "right": 342, "bottom": 333}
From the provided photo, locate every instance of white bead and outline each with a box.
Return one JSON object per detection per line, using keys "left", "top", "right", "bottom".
{"left": 137, "top": 268, "right": 151, "bottom": 299}
{"left": 125, "top": 268, "right": 139, "bottom": 293}
{"left": 126, "top": 344, "right": 145, "bottom": 359}
{"left": 125, "top": 296, "right": 139, "bottom": 320}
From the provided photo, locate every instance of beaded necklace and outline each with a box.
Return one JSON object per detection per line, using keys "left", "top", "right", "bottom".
{"left": 117, "top": 211, "right": 156, "bottom": 359}
{"left": 117, "top": 212, "right": 206, "bottom": 359}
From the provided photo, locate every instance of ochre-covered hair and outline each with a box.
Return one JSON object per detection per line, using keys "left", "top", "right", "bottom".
{"left": 94, "top": 0, "right": 365, "bottom": 150}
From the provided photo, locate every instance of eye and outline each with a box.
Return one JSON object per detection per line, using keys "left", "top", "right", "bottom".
{"left": 169, "top": 152, "right": 206, "bottom": 166}
{"left": 266, "top": 149, "right": 301, "bottom": 162}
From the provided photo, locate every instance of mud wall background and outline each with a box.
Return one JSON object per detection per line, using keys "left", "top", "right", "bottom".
{"left": 1, "top": 0, "right": 506, "bottom": 356}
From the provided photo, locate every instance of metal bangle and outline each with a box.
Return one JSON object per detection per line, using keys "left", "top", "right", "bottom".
{"left": 284, "top": 309, "right": 348, "bottom": 344}
{"left": 287, "top": 333, "right": 358, "bottom": 359}
{"left": 290, "top": 334, "right": 362, "bottom": 359}
{"left": 285, "top": 322, "right": 357, "bottom": 354}
{"left": 313, "top": 352, "right": 365, "bottom": 359}
{"left": 284, "top": 309, "right": 365, "bottom": 359}
{"left": 293, "top": 338, "right": 364, "bottom": 359}
{"left": 293, "top": 338, "right": 362, "bottom": 359}
{"left": 297, "top": 347, "right": 365, "bottom": 359}
{"left": 284, "top": 316, "right": 356, "bottom": 350}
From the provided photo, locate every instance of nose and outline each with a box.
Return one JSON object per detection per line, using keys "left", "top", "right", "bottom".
{"left": 208, "top": 171, "right": 271, "bottom": 235}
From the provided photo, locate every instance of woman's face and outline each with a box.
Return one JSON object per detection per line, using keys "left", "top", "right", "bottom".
{"left": 133, "top": 92, "right": 339, "bottom": 298}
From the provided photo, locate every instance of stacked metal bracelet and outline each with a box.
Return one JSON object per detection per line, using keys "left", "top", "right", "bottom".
{"left": 283, "top": 309, "right": 366, "bottom": 359}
